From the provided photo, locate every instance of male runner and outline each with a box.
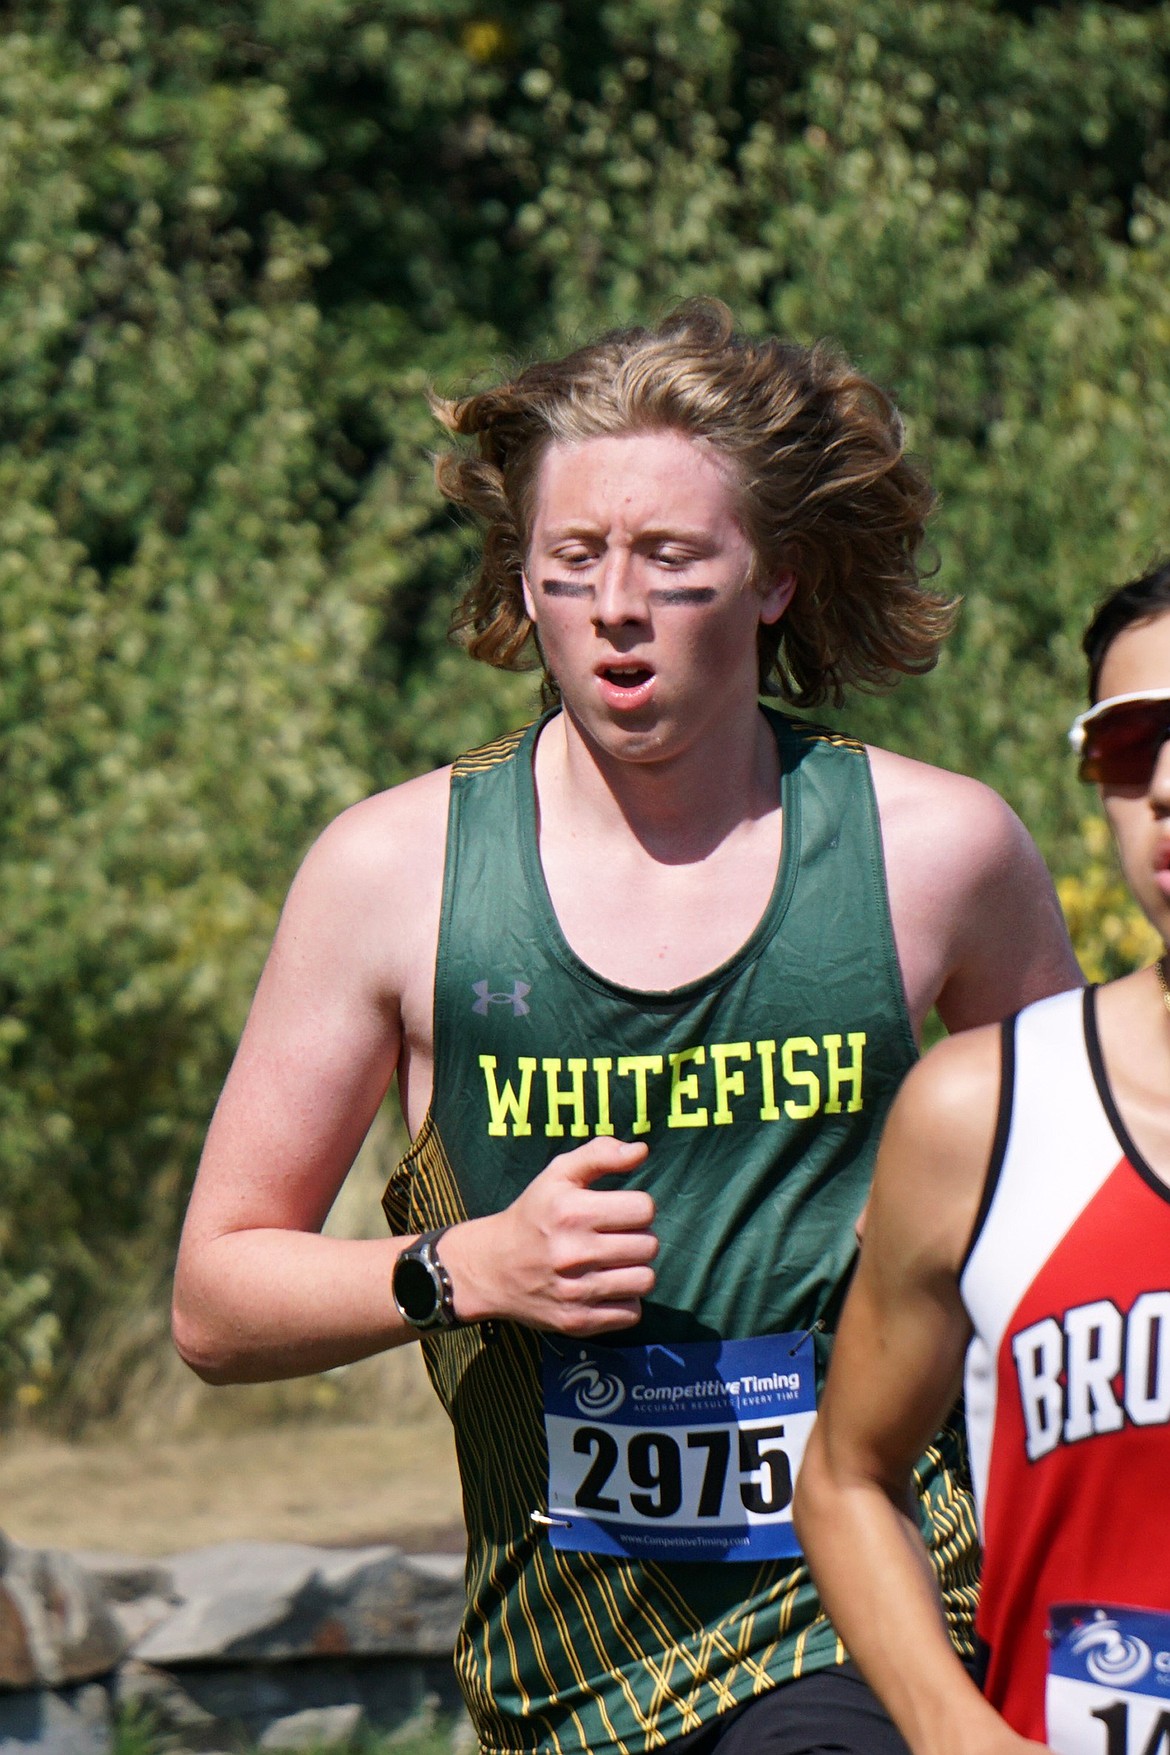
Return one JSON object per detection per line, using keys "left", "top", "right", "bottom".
{"left": 794, "top": 561, "right": 1170, "bottom": 1755}
{"left": 174, "top": 301, "right": 1079, "bottom": 1755}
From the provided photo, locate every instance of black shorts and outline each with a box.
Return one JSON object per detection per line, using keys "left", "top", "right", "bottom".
{"left": 661, "top": 1663, "right": 910, "bottom": 1755}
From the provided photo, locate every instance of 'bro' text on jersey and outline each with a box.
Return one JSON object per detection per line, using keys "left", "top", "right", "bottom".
{"left": 478, "top": 1034, "right": 867, "bottom": 1138}
{"left": 1012, "top": 1291, "right": 1170, "bottom": 1462}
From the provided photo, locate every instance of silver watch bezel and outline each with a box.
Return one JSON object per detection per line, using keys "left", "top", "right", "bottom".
{"left": 392, "top": 1227, "right": 457, "bottom": 1331}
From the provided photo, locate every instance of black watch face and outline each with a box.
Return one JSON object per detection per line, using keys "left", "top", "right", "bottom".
{"left": 394, "top": 1255, "right": 440, "bottom": 1325}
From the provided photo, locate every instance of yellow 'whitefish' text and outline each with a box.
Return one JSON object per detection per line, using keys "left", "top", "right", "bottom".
{"left": 478, "top": 1034, "right": 866, "bottom": 1138}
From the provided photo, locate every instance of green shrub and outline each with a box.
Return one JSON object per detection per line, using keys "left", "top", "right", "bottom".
{"left": 3, "top": 0, "right": 1169, "bottom": 1411}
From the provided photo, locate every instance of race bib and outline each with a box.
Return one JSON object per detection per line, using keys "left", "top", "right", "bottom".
{"left": 539, "top": 1332, "right": 816, "bottom": 1562}
{"left": 1047, "top": 1606, "right": 1170, "bottom": 1754}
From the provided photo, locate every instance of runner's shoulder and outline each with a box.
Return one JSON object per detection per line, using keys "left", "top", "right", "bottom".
{"left": 286, "top": 763, "right": 452, "bottom": 928}
{"left": 904, "top": 1020, "right": 1004, "bottom": 1118}
{"left": 866, "top": 743, "right": 1024, "bottom": 839}
{"left": 861, "top": 1024, "right": 1006, "bottom": 1274}
{"left": 865, "top": 742, "right": 1045, "bottom": 890}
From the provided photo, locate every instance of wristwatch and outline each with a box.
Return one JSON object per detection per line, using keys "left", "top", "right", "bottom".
{"left": 391, "top": 1228, "right": 459, "bottom": 1331}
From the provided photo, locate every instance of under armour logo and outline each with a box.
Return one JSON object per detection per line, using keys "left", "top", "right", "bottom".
{"left": 471, "top": 979, "right": 531, "bottom": 1017}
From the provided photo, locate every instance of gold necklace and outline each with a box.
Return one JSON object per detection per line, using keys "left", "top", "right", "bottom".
{"left": 1158, "top": 955, "right": 1170, "bottom": 1019}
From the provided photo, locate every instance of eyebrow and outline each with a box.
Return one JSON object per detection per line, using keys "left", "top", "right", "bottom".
{"left": 540, "top": 524, "right": 719, "bottom": 547}
{"left": 539, "top": 578, "right": 718, "bottom": 605}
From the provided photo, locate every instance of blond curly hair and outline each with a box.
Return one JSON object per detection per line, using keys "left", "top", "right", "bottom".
{"left": 432, "top": 300, "right": 954, "bottom": 708}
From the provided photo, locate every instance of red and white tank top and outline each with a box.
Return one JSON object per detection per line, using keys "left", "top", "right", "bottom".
{"left": 960, "top": 987, "right": 1170, "bottom": 1746}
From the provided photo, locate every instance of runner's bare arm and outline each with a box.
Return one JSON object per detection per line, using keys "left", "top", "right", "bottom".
{"left": 173, "top": 778, "right": 440, "bottom": 1380}
{"left": 173, "top": 776, "right": 658, "bottom": 1382}
{"left": 870, "top": 753, "right": 1082, "bottom": 1039}
{"left": 793, "top": 1029, "right": 1054, "bottom": 1755}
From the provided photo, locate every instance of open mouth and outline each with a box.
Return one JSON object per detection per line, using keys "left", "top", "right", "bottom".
{"left": 601, "top": 664, "right": 654, "bottom": 689}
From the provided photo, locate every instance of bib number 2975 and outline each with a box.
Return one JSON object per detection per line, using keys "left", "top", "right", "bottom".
{"left": 573, "top": 1422, "right": 793, "bottom": 1520}
{"left": 540, "top": 1332, "right": 817, "bottom": 1563}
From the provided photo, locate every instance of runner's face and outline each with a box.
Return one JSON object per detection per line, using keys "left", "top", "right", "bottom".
{"left": 523, "top": 431, "right": 793, "bottom": 762}
{"left": 1096, "top": 608, "right": 1170, "bottom": 946}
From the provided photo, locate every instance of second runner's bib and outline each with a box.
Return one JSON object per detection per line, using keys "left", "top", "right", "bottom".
{"left": 1047, "top": 1606, "right": 1170, "bottom": 1755}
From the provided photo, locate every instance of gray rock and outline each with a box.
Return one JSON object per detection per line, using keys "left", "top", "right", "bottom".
{"left": 115, "top": 1654, "right": 463, "bottom": 1750}
{"left": 101, "top": 1597, "right": 173, "bottom": 1653}
{"left": 64, "top": 1558, "right": 176, "bottom": 1651}
{"left": 112, "top": 1660, "right": 218, "bottom": 1734}
{"left": 258, "top": 1704, "right": 364, "bottom": 1750}
{"left": 68, "top": 1556, "right": 173, "bottom": 1606}
{"left": 133, "top": 1543, "right": 463, "bottom": 1666}
{"left": 0, "top": 1586, "right": 37, "bottom": 1692}
{"left": 403, "top": 1555, "right": 463, "bottom": 1587}
{"left": 0, "top": 1533, "right": 470, "bottom": 1753}
{"left": 0, "top": 1547, "right": 124, "bottom": 1688}
{"left": 0, "top": 1682, "right": 110, "bottom": 1755}
{"left": 383, "top": 1693, "right": 438, "bottom": 1746}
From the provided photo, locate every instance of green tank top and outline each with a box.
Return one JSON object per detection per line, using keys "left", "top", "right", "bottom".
{"left": 383, "top": 707, "right": 977, "bottom": 1755}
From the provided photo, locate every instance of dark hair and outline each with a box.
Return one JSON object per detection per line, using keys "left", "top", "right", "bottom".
{"left": 432, "top": 300, "right": 955, "bottom": 709}
{"left": 1083, "top": 558, "right": 1170, "bottom": 701}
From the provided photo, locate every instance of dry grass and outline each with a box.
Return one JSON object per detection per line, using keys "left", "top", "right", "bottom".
{"left": 0, "top": 1359, "right": 461, "bottom": 1556}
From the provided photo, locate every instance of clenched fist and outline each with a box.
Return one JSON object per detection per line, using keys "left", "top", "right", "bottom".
{"left": 441, "top": 1137, "right": 657, "bottom": 1335}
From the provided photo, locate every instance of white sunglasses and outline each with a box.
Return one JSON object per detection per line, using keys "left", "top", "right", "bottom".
{"left": 1068, "top": 688, "right": 1170, "bottom": 783}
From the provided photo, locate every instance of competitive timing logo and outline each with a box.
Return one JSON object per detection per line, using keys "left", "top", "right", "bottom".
{"left": 1069, "top": 1615, "right": 1153, "bottom": 1688}
{"left": 560, "top": 1354, "right": 626, "bottom": 1418}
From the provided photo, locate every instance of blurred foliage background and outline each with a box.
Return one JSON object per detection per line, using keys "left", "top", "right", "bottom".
{"left": 0, "top": 0, "right": 1165, "bottom": 1418}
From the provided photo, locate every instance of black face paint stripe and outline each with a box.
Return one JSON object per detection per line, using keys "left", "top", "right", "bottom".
{"left": 653, "top": 586, "right": 718, "bottom": 605}
{"left": 539, "top": 578, "right": 592, "bottom": 597}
